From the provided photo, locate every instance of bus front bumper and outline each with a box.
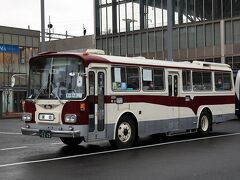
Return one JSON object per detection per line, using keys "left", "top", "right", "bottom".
{"left": 21, "top": 127, "right": 81, "bottom": 138}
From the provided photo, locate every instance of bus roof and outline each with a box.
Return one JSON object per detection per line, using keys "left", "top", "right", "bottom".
{"left": 32, "top": 51, "right": 231, "bottom": 71}
{"left": 99, "top": 54, "right": 231, "bottom": 70}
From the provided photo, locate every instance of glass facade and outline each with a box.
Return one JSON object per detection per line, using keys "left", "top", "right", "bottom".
{"left": 96, "top": 0, "right": 240, "bottom": 66}
{"left": 0, "top": 28, "right": 39, "bottom": 117}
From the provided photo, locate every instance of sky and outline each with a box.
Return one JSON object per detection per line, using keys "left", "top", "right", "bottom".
{"left": 0, "top": 0, "right": 94, "bottom": 36}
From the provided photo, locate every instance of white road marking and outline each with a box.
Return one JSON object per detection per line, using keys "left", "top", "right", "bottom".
{"left": 51, "top": 142, "right": 63, "bottom": 145}
{"left": 0, "top": 142, "right": 63, "bottom": 151}
{"left": 0, "top": 146, "right": 28, "bottom": 151}
{"left": 0, "top": 132, "right": 240, "bottom": 168}
{"left": 0, "top": 132, "right": 22, "bottom": 135}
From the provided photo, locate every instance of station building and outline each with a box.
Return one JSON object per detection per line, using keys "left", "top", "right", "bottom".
{"left": 44, "top": 34, "right": 96, "bottom": 52}
{"left": 0, "top": 26, "right": 40, "bottom": 118}
{"left": 95, "top": 0, "right": 240, "bottom": 68}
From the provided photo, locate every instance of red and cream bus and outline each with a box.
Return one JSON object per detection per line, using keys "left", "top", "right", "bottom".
{"left": 21, "top": 49, "right": 235, "bottom": 148}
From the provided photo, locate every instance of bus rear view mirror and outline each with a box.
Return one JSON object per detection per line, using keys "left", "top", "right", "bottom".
{"left": 11, "top": 76, "right": 16, "bottom": 87}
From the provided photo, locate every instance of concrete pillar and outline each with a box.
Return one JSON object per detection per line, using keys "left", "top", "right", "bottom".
{"left": 220, "top": 20, "right": 225, "bottom": 63}
{"left": 167, "top": 0, "right": 173, "bottom": 61}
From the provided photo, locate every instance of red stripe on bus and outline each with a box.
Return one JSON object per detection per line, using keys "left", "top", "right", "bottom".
{"left": 24, "top": 95, "right": 234, "bottom": 125}
{"left": 105, "top": 95, "right": 235, "bottom": 115}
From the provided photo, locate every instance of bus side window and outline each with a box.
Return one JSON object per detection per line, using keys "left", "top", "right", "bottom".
{"left": 193, "top": 71, "right": 202, "bottom": 91}
{"left": 193, "top": 71, "right": 212, "bottom": 91}
{"left": 126, "top": 67, "right": 139, "bottom": 90}
{"left": 223, "top": 73, "right": 232, "bottom": 90}
{"left": 111, "top": 67, "right": 126, "bottom": 90}
{"left": 174, "top": 75, "right": 178, "bottom": 96}
{"left": 215, "top": 73, "right": 223, "bottom": 90}
{"left": 142, "top": 68, "right": 164, "bottom": 91}
{"left": 182, "top": 70, "right": 191, "bottom": 91}
{"left": 111, "top": 66, "right": 139, "bottom": 91}
{"left": 168, "top": 76, "right": 172, "bottom": 96}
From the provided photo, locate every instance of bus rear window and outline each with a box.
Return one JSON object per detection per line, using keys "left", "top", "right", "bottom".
{"left": 214, "top": 72, "right": 232, "bottom": 91}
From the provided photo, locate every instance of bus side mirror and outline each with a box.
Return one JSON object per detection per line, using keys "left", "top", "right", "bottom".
{"left": 79, "top": 73, "right": 87, "bottom": 77}
{"left": 77, "top": 74, "right": 83, "bottom": 87}
{"left": 69, "top": 72, "right": 76, "bottom": 77}
{"left": 11, "top": 76, "right": 16, "bottom": 87}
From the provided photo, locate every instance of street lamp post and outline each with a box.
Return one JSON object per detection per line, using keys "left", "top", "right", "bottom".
{"left": 41, "top": 0, "right": 46, "bottom": 52}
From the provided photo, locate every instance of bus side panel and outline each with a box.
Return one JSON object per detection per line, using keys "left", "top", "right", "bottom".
{"left": 106, "top": 98, "right": 235, "bottom": 140}
{"left": 105, "top": 102, "right": 198, "bottom": 139}
{"left": 196, "top": 104, "right": 235, "bottom": 124}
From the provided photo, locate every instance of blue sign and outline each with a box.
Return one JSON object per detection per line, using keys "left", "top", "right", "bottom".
{"left": 0, "top": 44, "right": 20, "bottom": 54}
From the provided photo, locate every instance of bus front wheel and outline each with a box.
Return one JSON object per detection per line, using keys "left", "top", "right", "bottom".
{"left": 198, "top": 111, "right": 212, "bottom": 136}
{"left": 60, "top": 137, "right": 83, "bottom": 146}
{"left": 111, "top": 116, "right": 137, "bottom": 149}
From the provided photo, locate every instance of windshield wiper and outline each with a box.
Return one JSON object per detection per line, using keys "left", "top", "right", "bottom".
{"left": 31, "top": 83, "right": 65, "bottom": 104}
{"left": 51, "top": 92, "right": 64, "bottom": 104}
{"left": 32, "top": 82, "right": 49, "bottom": 103}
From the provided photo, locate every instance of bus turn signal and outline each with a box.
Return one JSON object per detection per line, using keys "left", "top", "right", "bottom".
{"left": 80, "top": 103, "right": 86, "bottom": 112}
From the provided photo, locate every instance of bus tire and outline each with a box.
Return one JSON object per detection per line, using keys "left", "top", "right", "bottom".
{"left": 237, "top": 115, "right": 240, "bottom": 120}
{"left": 198, "top": 111, "right": 212, "bottom": 136}
{"left": 60, "top": 137, "right": 83, "bottom": 146}
{"left": 111, "top": 115, "right": 137, "bottom": 149}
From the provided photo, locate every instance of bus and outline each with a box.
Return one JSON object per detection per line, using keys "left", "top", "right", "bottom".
{"left": 234, "top": 69, "right": 240, "bottom": 118}
{"left": 21, "top": 49, "right": 235, "bottom": 148}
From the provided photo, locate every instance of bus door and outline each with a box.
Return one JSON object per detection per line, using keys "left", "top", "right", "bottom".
{"left": 88, "top": 69, "right": 106, "bottom": 141}
{"left": 168, "top": 72, "right": 180, "bottom": 131}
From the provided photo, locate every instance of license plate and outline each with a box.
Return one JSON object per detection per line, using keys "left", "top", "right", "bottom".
{"left": 39, "top": 130, "right": 52, "bottom": 138}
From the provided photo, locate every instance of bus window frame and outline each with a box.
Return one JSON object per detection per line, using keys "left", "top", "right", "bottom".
{"left": 192, "top": 70, "right": 213, "bottom": 92}
{"left": 214, "top": 71, "right": 233, "bottom": 91}
{"left": 142, "top": 67, "right": 165, "bottom": 92}
{"left": 111, "top": 65, "right": 141, "bottom": 92}
{"left": 182, "top": 69, "right": 192, "bottom": 92}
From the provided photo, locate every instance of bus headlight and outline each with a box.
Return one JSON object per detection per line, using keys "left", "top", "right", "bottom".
{"left": 22, "top": 113, "right": 32, "bottom": 122}
{"left": 64, "top": 114, "right": 77, "bottom": 123}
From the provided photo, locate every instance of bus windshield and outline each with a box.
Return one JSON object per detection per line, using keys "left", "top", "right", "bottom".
{"left": 28, "top": 56, "right": 86, "bottom": 100}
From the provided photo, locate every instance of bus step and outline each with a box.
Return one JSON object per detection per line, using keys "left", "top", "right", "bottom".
{"left": 166, "top": 129, "right": 197, "bottom": 136}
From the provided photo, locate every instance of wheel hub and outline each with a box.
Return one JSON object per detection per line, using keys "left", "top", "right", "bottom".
{"left": 201, "top": 115, "right": 209, "bottom": 132}
{"left": 118, "top": 122, "right": 132, "bottom": 143}
{"left": 123, "top": 129, "right": 128, "bottom": 136}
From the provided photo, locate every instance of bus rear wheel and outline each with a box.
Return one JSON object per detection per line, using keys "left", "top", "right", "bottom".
{"left": 111, "top": 116, "right": 137, "bottom": 149}
{"left": 198, "top": 111, "right": 212, "bottom": 136}
{"left": 60, "top": 137, "right": 83, "bottom": 146}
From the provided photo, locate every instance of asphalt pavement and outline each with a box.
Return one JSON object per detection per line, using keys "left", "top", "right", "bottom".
{"left": 0, "top": 118, "right": 240, "bottom": 180}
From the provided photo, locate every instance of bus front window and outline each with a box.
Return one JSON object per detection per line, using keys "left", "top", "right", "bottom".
{"left": 28, "top": 56, "right": 86, "bottom": 100}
